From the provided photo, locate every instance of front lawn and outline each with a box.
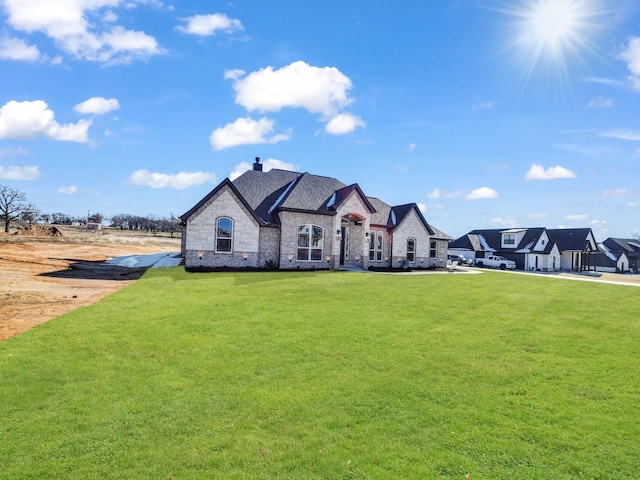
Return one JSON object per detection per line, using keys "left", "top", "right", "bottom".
{"left": 1, "top": 269, "right": 638, "bottom": 479}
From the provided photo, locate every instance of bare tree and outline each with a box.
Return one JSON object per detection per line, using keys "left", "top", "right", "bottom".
{"left": 0, "top": 185, "right": 33, "bottom": 233}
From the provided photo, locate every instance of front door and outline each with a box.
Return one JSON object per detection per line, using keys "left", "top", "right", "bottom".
{"left": 340, "top": 226, "right": 350, "bottom": 265}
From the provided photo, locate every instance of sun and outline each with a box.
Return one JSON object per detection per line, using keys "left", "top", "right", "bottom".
{"left": 497, "top": 0, "right": 606, "bottom": 84}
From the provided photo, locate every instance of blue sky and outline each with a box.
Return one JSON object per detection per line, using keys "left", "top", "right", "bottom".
{"left": 0, "top": 0, "right": 639, "bottom": 240}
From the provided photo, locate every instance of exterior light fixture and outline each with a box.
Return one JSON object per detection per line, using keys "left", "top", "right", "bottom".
{"left": 287, "top": 254, "right": 294, "bottom": 262}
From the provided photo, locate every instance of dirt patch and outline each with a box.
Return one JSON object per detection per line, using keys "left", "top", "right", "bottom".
{"left": 0, "top": 227, "right": 181, "bottom": 342}
{"left": 13, "top": 224, "right": 64, "bottom": 237}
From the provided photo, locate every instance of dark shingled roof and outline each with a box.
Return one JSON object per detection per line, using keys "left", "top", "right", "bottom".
{"left": 603, "top": 238, "right": 640, "bottom": 259}
{"left": 367, "top": 197, "right": 392, "bottom": 226}
{"left": 391, "top": 203, "right": 435, "bottom": 235}
{"left": 547, "top": 228, "right": 595, "bottom": 251}
{"left": 449, "top": 227, "right": 597, "bottom": 254}
{"left": 181, "top": 166, "right": 443, "bottom": 239}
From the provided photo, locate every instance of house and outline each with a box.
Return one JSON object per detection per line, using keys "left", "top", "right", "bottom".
{"left": 448, "top": 227, "right": 599, "bottom": 272}
{"left": 180, "top": 158, "right": 450, "bottom": 270}
{"left": 599, "top": 238, "right": 640, "bottom": 273}
{"left": 596, "top": 244, "right": 630, "bottom": 273}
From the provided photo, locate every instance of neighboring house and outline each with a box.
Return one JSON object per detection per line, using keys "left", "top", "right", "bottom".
{"left": 596, "top": 244, "right": 630, "bottom": 273}
{"left": 600, "top": 238, "right": 640, "bottom": 273}
{"left": 180, "top": 158, "right": 450, "bottom": 270}
{"left": 448, "top": 227, "right": 599, "bottom": 272}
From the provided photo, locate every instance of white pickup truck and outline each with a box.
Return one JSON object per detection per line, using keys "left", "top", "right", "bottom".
{"left": 475, "top": 255, "right": 516, "bottom": 270}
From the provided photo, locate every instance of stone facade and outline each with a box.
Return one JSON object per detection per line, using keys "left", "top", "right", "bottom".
{"left": 390, "top": 209, "right": 445, "bottom": 268}
{"left": 181, "top": 169, "right": 449, "bottom": 271}
{"left": 278, "top": 211, "right": 335, "bottom": 270}
{"left": 184, "top": 186, "right": 260, "bottom": 269}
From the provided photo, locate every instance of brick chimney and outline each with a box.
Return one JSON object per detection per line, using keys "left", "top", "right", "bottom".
{"left": 253, "top": 157, "right": 263, "bottom": 171}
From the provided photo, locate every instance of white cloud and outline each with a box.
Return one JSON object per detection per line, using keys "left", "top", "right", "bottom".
{"left": 0, "top": 37, "right": 40, "bottom": 61}
{"left": 427, "top": 188, "right": 465, "bottom": 200}
{"left": 2, "top": 0, "right": 163, "bottom": 64}
{"left": 491, "top": 216, "right": 517, "bottom": 227}
{"left": 57, "top": 185, "right": 77, "bottom": 194}
{"left": 417, "top": 202, "right": 426, "bottom": 213}
{"left": 565, "top": 214, "right": 589, "bottom": 221}
{"left": 525, "top": 164, "right": 575, "bottom": 181}
{"left": 229, "top": 158, "right": 298, "bottom": 181}
{"left": 599, "top": 129, "right": 640, "bottom": 141}
{"left": 619, "top": 36, "right": 640, "bottom": 90}
{"left": 210, "top": 117, "right": 289, "bottom": 150}
{"left": 472, "top": 101, "right": 494, "bottom": 110}
{"left": 128, "top": 170, "right": 217, "bottom": 189}
{"left": 466, "top": 187, "right": 498, "bottom": 200}
{"left": 230, "top": 60, "right": 354, "bottom": 119}
{"left": 408, "top": 143, "right": 416, "bottom": 152}
{"left": 627, "top": 202, "right": 640, "bottom": 208}
{"left": 0, "top": 100, "right": 91, "bottom": 142}
{"left": 325, "top": 113, "right": 365, "bottom": 135}
{"left": 177, "top": 13, "right": 243, "bottom": 36}
{"left": 0, "top": 146, "right": 29, "bottom": 158}
{"left": 587, "top": 97, "right": 613, "bottom": 108}
{"left": 74, "top": 97, "right": 120, "bottom": 115}
{"left": 0, "top": 165, "right": 39, "bottom": 180}
{"left": 602, "top": 188, "right": 636, "bottom": 197}
{"left": 526, "top": 212, "right": 548, "bottom": 220}
{"left": 224, "top": 69, "right": 245, "bottom": 80}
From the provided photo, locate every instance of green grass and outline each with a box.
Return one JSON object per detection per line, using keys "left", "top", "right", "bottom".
{"left": 1, "top": 269, "right": 639, "bottom": 479}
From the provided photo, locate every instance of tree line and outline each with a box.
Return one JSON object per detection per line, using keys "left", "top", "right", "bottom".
{"left": 1, "top": 184, "right": 180, "bottom": 235}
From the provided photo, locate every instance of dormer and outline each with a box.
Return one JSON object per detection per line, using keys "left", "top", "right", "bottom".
{"left": 533, "top": 230, "right": 550, "bottom": 251}
{"left": 501, "top": 228, "right": 527, "bottom": 249}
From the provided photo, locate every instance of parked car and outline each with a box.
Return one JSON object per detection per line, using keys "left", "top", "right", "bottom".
{"left": 474, "top": 255, "right": 516, "bottom": 270}
{"left": 447, "top": 254, "right": 473, "bottom": 266}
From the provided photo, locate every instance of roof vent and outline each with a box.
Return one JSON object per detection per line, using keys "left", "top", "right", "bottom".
{"left": 253, "top": 157, "right": 263, "bottom": 171}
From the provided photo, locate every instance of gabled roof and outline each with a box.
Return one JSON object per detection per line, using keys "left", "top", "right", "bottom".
{"left": 598, "top": 243, "right": 626, "bottom": 263}
{"left": 181, "top": 165, "right": 445, "bottom": 238}
{"left": 547, "top": 228, "right": 596, "bottom": 252}
{"left": 449, "top": 227, "right": 597, "bottom": 254}
{"left": 391, "top": 203, "right": 435, "bottom": 235}
{"left": 278, "top": 172, "right": 347, "bottom": 213}
{"left": 322, "top": 183, "right": 377, "bottom": 214}
{"left": 449, "top": 229, "right": 502, "bottom": 251}
{"left": 603, "top": 238, "right": 640, "bottom": 259}
{"left": 179, "top": 178, "right": 264, "bottom": 226}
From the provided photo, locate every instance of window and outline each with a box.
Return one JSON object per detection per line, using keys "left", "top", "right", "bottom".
{"left": 215, "top": 217, "right": 233, "bottom": 253}
{"left": 297, "top": 224, "right": 324, "bottom": 261}
{"left": 407, "top": 238, "right": 416, "bottom": 262}
{"left": 369, "top": 232, "right": 375, "bottom": 261}
{"left": 430, "top": 239, "right": 437, "bottom": 258}
{"left": 376, "top": 232, "right": 383, "bottom": 261}
{"left": 504, "top": 234, "right": 515, "bottom": 245}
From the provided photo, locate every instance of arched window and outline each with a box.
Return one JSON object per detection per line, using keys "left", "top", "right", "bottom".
{"left": 297, "top": 224, "right": 324, "bottom": 261}
{"left": 407, "top": 238, "right": 416, "bottom": 262}
{"left": 216, "top": 217, "right": 233, "bottom": 253}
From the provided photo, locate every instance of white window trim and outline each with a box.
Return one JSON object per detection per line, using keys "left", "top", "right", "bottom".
{"left": 407, "top": 237, "right": 416, "bottom": 262}
{"left": 297, "top": 224, "right": 324, "bottom": 262}
{"left": 215, "top": 217, "right": 233, "bottom": 254}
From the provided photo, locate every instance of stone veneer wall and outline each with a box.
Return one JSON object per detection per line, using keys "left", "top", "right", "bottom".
{"left": 184, "top": 187, "right": 260, "bottom": 269}
{"left": 278, "top": 211, "right": 335, "bottom": 270}
{"left": 390, "top": 209, "right": 446, "bottom": 268}
{"left": 258, "top": 226, "right": 280, "bottom": 268}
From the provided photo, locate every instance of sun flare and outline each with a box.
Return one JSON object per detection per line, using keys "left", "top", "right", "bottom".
{"left": 498, "top": 0, "right": 606, "bottom": 84}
